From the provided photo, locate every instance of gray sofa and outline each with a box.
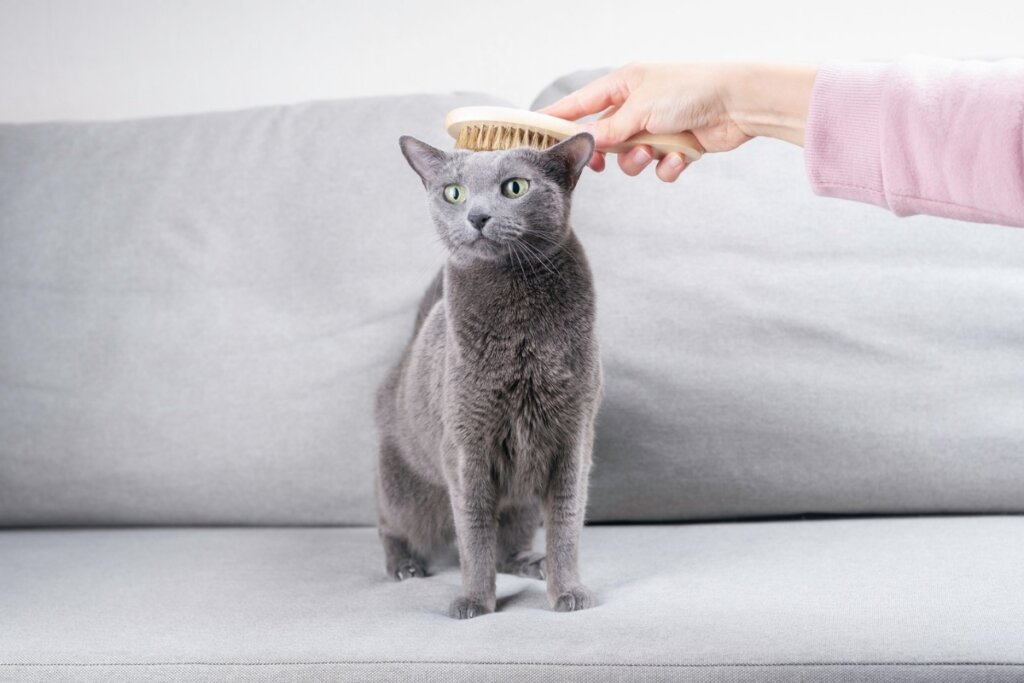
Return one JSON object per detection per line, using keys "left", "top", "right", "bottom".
{"left": 2, "top": 73, "right": 1023, "bottom": 682}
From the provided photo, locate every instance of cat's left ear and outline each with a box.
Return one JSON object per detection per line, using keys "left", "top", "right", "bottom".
{"left": 541, "top": 133, "right": 596, "bottom": 190}
{"left": 399, "top": 136, "right": 448, "bottom": 187}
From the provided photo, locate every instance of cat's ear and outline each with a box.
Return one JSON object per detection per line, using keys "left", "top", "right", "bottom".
{"left": 399, "top": 136, "right": 448, "bottom": 187}
{"left": 541, "top": 133, "right": 596, "bottom": 190}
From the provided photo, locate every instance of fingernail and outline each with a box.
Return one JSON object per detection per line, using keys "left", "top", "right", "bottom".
{"left": 668, "top": 154, "right": 683, "bottom": 169}
{"left": 633, "top": 148, "right": 651, "bottom": 164}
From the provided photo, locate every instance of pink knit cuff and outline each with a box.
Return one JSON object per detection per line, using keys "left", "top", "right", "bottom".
{"left": 804, "top": 61, "right": 892, "bottom": 210}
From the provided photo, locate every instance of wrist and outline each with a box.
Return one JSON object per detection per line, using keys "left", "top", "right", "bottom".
{"left": 726, "top": 63, "right": 819, "bottom": 146}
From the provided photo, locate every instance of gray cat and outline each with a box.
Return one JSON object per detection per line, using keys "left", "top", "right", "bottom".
{"left": 375, "top": 132, "right": 602, "bottom": 619}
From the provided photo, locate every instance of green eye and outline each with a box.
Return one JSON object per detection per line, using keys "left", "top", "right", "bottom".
{"left": 501, "top": 178, "right": 530, "bottom": 198}
{"left": 443, "top": 184, "right": 467, "bottom": 204}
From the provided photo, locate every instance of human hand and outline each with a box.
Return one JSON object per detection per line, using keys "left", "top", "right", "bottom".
{"left": 538, "top": 63, "right": 817, "bottom": 182}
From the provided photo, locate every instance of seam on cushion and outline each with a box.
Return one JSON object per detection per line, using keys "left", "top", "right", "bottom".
{"left": 3, "top": 661, "right": 1024, "bottom": 668}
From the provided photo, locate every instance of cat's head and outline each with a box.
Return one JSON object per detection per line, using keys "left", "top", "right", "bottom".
{"left": 399, "top": 133, "right": 594, "bottom": 264}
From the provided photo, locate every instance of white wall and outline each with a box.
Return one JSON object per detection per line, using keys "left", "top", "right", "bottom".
{"left": 1, "top": 0, "right": 1021, "bottom": 122}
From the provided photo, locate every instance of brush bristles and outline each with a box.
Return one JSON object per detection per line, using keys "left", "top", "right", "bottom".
{"left": 454, "top": 124, "right": 559, "bottom": 151}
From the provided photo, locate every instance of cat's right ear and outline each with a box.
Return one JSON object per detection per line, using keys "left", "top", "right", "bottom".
{"left": 540, "top": 132, "right": 596, "bottom": 190}
{"left": 399, "top": 136, "right": 448, "bottom": 187}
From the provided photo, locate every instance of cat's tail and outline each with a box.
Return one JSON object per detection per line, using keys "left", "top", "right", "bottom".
{"left": 412, "top": 267, "right": 444, "bottom": 335}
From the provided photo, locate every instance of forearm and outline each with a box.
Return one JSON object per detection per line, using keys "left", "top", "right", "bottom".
{"left": 726, "top": 63, "right": 819, "bottom": 146}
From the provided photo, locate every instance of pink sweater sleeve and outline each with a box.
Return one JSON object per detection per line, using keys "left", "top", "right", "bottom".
{"left": 804, "top": 56, "right": 1024, "bottom": 228}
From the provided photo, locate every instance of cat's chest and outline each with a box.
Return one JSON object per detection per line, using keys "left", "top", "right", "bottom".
{"left": 476, "top": 363, "right": 569, "bottom": 494}
{"left": 442, "top": 271, "right": 596, "bottom": 452}
{"left": 459, "top": 328, "right": 575, "bottom": 397}
{"left": 492, "top": 360, "right": 568, "bottom": 425}
{"left": 451, "top": 333, "right": 579, "bottom": 445}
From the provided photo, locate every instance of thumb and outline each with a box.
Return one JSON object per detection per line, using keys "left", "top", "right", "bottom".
{"left": 578, "top": 101, "right": 645, "bottom": 149}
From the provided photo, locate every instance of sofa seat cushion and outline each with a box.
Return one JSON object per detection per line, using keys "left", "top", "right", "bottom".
{"left": 2, "top": 517, "right": 1022, "bottom": 682}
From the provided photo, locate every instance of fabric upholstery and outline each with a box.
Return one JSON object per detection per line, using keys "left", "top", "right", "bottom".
{"left": 3, "top": 84, "right": 1024, "bottom": 525}
{"left": 1, "top": 518, "right": 1023, "bottom": 681}
{"left": 0, "top": 94, "right": 508, "bottom": 525}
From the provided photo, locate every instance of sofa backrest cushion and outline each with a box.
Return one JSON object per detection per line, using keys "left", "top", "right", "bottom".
{"left": 0, "top": 94, "right": 507, "bottom": 525}
{"left": 2, "top": 80, "right": 1023, "bottom": 526}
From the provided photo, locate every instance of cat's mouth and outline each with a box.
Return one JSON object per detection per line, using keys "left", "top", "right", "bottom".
{"left": 464, "top": 231, "right": 505, "bottom": 250}
{"left": 465, "top": 235, "right": 501, "bottom": 255}
{"left": 453, "top": 223, "right": 530, "bottom": 261}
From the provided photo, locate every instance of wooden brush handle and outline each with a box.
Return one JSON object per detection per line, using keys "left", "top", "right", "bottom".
{"left": 603, "top": 131, "right": 704, "bottom": 162}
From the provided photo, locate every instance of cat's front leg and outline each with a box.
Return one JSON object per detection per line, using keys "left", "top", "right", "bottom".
{"left": 543, "top": 427, "right": 596, "bottom": 612}
{"left": 447, "top": 448, "right": 499, "bottom": 619}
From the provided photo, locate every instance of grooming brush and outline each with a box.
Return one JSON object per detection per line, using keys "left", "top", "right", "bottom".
{"left": 445, "top": 106, "right": 704, "bottom": 162}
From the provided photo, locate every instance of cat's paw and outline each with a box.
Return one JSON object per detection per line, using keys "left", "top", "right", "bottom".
{"left": 499, "top": 551, "right": 546, "bottom": 580}
{"left": 448, "top": 596, "right": 492, "bottom": 620}
{"left": 551, "top": 585, "right": 596, "bottom": 612}
{"left": 393, "top": 558, "right": 428, "bottom": 581}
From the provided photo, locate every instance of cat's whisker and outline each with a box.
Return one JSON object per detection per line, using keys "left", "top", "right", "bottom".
{"left": 516, "top": 239, "right": 565, "bottom": 284}
{"left": 507, "top": 241, "right": 529, "bottom": 281}
{"left": 526, "top": 232, "right": 584, "bottom": 273}
{"left": 496, "top": 234, "right": 533, "bottom": 277}
{"left": 524, "top": 230, "right": 569, "bottom": 249}
{"left": 519, "top": 232, "right": 568, "bottom": 261}
{"left": 524, "top": 231, "right": 562, "bottom": 246}
{"left": 512, "top": 242, "right": 528, "bottom": 280}
{"left": 516, "top": 244, "right": 532, "bottom": 282}
{"left": 516, "top": 243, "right": 535, "bottom": 281}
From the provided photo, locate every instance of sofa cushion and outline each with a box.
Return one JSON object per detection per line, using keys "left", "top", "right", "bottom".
{"left": 1, "top": 518, "right": 1023, "bottom": 681}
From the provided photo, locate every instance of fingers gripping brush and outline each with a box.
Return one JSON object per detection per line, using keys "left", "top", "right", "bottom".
{"left": 444, "top": 106, "right": 704, "bottom": 161}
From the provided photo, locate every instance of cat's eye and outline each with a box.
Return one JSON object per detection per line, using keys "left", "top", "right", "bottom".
{"left": 501, "top": 178, "right": 530, "bottom": 199}
{"left": 443, "top": 184, "right": 467, "bottom": 204}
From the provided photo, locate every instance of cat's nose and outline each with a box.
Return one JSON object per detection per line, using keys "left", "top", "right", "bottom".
{"left": 467, "top": 212, "right": 491, "bottom": 231}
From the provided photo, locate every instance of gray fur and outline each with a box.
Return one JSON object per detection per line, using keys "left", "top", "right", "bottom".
{"left": 375, "top": 133, "right": 602, "bottom": 619}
